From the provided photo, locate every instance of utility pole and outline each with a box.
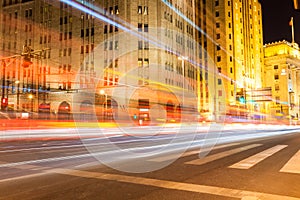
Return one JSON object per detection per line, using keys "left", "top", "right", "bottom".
{"left": 0, "top": 46, "right": 49, "bottom": 114}
{"left": 1, "top": 61, "right": 6, "bottom": 110}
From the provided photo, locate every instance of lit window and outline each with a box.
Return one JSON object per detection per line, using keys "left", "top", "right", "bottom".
{"left": 138, "top": 6, "right": 142, "bottom": 14}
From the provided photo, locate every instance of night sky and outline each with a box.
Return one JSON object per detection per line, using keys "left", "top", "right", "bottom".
{"left": 260, "top": 0, "right": 300, "bottom": 44}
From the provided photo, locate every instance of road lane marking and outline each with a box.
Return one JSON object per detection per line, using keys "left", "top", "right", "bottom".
{"left": 280, "top": 150, "right": 300, "bottom": 174}
{"left": 48, "top": 168, "right": 300, "bottom": 200}
{"left": 148, "top": 143, "right": 240, "bottom": 162}
{"left": 185, "top": 144, "right": 262, "bottom": 166}
{"left": 229, "top": 145, "right": 288, "bottom": 169}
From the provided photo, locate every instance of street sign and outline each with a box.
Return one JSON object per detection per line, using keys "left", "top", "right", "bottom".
{"left": 246, "top": 87, "right": 272, "bottom": 102}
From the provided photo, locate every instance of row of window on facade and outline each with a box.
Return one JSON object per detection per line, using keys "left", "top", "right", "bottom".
{"left": 59, "top": 48, "right": 72, "bottom": 57}
{"left": 81, "top": 28, "right": 95, "bottom": 37}
{"left": 60, "top": 32, "right": 72, "bottom": 40}
{"left": 58, "top": 65, "right": 72, "bottom": 74}
{"left": 104, "top": 24, "right": 118, "bottom": 34}
{"left": 138, "top": 41, "right": 149, "bottom": 50}
{"left": 103, "top": 76, "right": 119, "bottom": 86}
{"left": 2, "top": 8, "right": 32, "bottom": 21}
{"left": 103, "top": 6, "right": 120, "bottom": 16}
{"left": 104, "top": 41, "right": 118, "bottom": 51}
{"left": 80, "top": 44, "right": 95, "bottom": 54}
{"left": 137, "top": 6, "right": 149, "bottom": 15}
{"left": 60, "top": 16, "right": 73, "bottom": 25}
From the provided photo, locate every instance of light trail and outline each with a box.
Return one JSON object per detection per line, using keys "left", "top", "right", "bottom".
{"left": 0, "top": 126, "right": 299, "bottom": 169}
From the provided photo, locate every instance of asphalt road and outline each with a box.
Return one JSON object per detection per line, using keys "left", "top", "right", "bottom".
{"left": 0, "top": 125, "right": 300, "bottom": 200}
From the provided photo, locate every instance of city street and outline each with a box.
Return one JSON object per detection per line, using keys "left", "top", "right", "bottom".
{"left": 0, "top": 124, "right": 300, "bottom": 199}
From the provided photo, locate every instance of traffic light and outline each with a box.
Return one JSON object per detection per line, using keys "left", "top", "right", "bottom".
{"left": 238, "top": 96, "right": 245, "bottom": 104}
{"left": 236, "top": 88, "right": 246, "bottom": 104}
{"left": 1, "top": 97, "right": 8, "bottom": 109}
{"left": 22, "top": 55, "right": 32, "bottom": 68}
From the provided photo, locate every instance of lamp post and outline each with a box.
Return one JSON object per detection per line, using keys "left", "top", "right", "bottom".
{"left": 1, "top": 61, "right": 6, "bottom": 111}
{"left": 28, "top": 94, "right": 33, "bottom": 118}
{"left": 178, "top": 56, "right": 188, "bottom": 113}
{"left": 15, "top": 80, "right": 20, "bottom": 112}
{"left": 100, "top": 89, "right": 107, "bottom": 121}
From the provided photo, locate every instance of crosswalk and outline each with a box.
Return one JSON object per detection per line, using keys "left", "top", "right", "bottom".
{"left": 149, "top": 143, "right": 300, "bottom": 175}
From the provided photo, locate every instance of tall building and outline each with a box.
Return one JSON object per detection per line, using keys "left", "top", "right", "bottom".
{"left": 0, "top": 0, "right": 201, "bottom": 122}
{"left": 203, "top": 0, "right": 264, "bottom": 118}
{"left": 264, "top": 40, "right": 300, "bottom": 120}
{"left": 0, "top": 0, "right": 265, "bottom": 122}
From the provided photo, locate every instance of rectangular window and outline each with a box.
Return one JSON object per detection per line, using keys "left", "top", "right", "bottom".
{"left": 138, "top": 23, "right": 142, "bottom": 32}
{"left": 115, "top": 6, "right": 119, "bottom": 14}
{"left": 144, "top": 24, "right": 149, "bottom": 32}
{"left": 144, "top": 41, "right": 149, "bottom": 50}
{"left": 138, "top": 6, "right": 143, "bottom": 14}
{"left": 104, "top": 42, "right": 108, "bottom": 50}
{"left": 274, "top": 65, "right": 278, "bottom": 69}
{"left": 274, "top": 74, "right": 279, "bottom": 80}
{"left": 138, "top": 58, "right": 143, "bottom": 67}
{"left": 144, "top": 6, "right": 148, "bottom": 15}
{"left": 115, "top": 41, "right": 119, "bottom": 50}
{"left": 218, "top": 79, "right": 222, "bottom": 85}
{"left": 138, "top": 41, "right": 143, "bottom": 50}
{"left": 218, "top": 90, "right": 222, "bottom": 97}
{"left": 109, "top": 41, "right": 113, "bottom": 50}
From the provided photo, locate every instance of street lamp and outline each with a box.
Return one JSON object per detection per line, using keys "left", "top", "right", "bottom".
{"left": 15, "top": 80, "right": 20, "bottom": 111}
{"left": 178, "top": 56, "right": 188, "bottom": 111}
{"left": 1, "top": 61, "right": 6, "bottom": 111}
{"left": 100, "top": 89, "right": 107, "bottom": 121}
{"left": 28, "top": 94, "right": 34, "bottom": 119}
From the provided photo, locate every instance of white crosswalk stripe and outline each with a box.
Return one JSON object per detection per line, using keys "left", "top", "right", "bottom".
{"left": 280, "top": 150, "right": 300, "bottom": 174}
{"left": 185, "top": 144, "right": 262, "bottom": 166}
{"left": 229, "top": 145, "right": 288, "bottom": 169}
{"left": 148, "top": 143, "right": 240, "bottom": 162}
